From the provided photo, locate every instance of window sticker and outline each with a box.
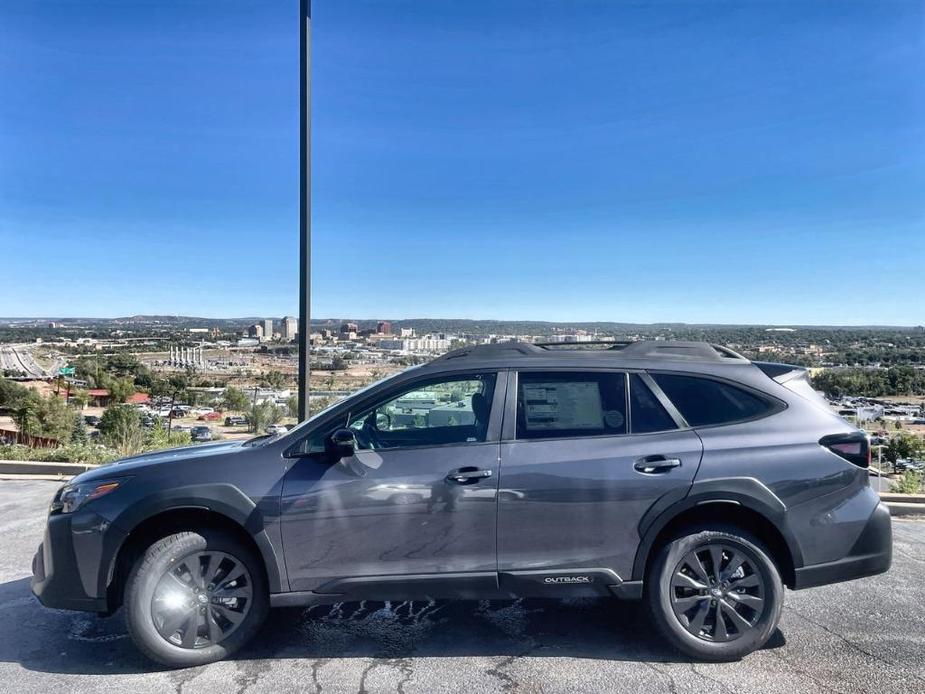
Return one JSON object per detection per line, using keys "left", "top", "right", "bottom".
{"left": 522, "top": 381, "right": 604, "bottom": 430}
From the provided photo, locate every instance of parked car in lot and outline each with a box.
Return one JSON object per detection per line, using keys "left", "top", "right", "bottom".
{"left": 265, "top": 424, "right": 289, "bottom": 436}
{"left": 198, "top": 412, "right": 222, "bottom": 422}
{"left": 895, "top": 458, "right": 925, "bottom": 472}
{"left": 31, "top": 341, "right": 891, "bottom": 667}
{"left": 224, "top": 415, "right": 248, "bottom": 427}
{"left": 83, "top": 415, "right": 101, "bottom": 427}
{"left": 189, "top": 426, "right": 212, "bottom": 442}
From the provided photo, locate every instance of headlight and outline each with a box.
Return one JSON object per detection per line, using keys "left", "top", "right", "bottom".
{"left": 50, "top": 480, "right": 125, "bottom": 514}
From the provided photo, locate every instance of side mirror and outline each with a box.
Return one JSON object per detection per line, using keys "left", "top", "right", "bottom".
{"left": 326, "top": 428, "right": 356, "bottom": 461}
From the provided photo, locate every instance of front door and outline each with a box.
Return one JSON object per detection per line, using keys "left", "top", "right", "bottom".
{"left": 498, "top": 370, "right": 703, "bottom": 582}
{"left": 280, "top": 371, "right": 504, "bottom": 593}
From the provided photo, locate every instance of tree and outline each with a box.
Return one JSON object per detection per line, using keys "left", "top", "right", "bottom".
{"left": 286, "top": 394, "right": 299, "bottom": 419}
{"left": 0, "top": 375, "right": 30, "bottom": 408}
{"left": 98, "top": 405, "right": 144, "bottom": 456}
{"left": 262, "top": 370, "right": 287, "bottom": 390}
{"left": 884, "top": 431, "right": 924, "bottom": 473}
{"left": 15, "top": 392, "right": 78, "bottom": 442}
{"left": 150, "top": 374, "right": 189, "bottom": 435}
{"left": 144, "top": 420, "right": 191, "bottom": 451}
{"left": 222, "top": 386, "right": 249, "bottom": 413}
{"left": 106, "top": 376, "right": 135, "bottom": 404}
{"left": 251, "top": 400, "right": 283, "bottom": 434}
{"left": 71, "top": 417, "right": 88, "bottom": 445}
{"left": 70, "top": 389, "right": 90, "bottom": 410}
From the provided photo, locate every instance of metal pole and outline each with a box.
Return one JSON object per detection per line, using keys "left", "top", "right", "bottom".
{"left": 297, "top": 0, "right": 312, "bottom": 421}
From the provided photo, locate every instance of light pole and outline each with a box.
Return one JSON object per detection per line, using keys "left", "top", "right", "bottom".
{"left": 297, "top": 0, "right": 312, "bottom": 421}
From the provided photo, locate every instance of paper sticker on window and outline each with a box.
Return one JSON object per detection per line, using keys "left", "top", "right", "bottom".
{"left": 522, "top": 381, "right": 604, "bottom": 430}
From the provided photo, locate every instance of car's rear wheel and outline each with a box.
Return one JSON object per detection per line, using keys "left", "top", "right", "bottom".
{"left": 647, "top": 524, "right": 783, "bottom": 661}
{"left": 124, "top": 529, "right": 269, "bottom": 668}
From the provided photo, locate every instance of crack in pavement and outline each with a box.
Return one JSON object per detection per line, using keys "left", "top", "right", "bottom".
{"left": 689, "top": 663, "right": 738, "bottom": 694}
{"left": 484, "top": 654, "right": 518, "bottom": 692}
{"left": 644, "top": 662, "right": 680, "bottom": 694}
{"left": 168, "top": 666, "right": 205, "bottom": 694}
{"left": 768, "top": 646, "right": 853, "bottom": 694}
{"left": 234, "top": 659, "right": 273, "bottom": 694}
{"left": 309, "top": 658, "right": 325, "bottom": 693}
{"left": 785, "top": 606, "right": 925, "bottom": 684}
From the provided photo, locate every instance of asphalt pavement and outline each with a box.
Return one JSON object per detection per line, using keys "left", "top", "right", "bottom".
{"left": 1, "top": 480, "right": 923, "bottom": 694}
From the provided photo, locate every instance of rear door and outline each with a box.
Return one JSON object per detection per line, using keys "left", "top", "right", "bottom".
{"left": 497, "top": 370, "right": 703, "bottom": 583}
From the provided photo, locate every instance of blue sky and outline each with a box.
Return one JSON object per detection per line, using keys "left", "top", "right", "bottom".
{"left": 1, "top": 1, "right": 922, "bottom": 324}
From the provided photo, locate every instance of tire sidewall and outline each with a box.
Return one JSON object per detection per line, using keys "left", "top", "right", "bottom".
{"left": 124, "top": 530, "right": 269, "bottom": 668}
{"left": 649, "top": 526, "right": 783, "bottom": 661}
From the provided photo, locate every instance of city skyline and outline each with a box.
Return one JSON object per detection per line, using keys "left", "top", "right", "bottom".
{"left": 1, "top": 1, "right": 923, "bottom": 324}
{"left": 1, "top": 313, "right": 923, "bottom": 330}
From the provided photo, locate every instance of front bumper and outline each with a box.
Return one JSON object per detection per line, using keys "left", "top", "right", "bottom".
{"left": 31, "top": 510, "right": 127, "bottom": 613}
{"left": 792, "top": 501, "right": 892, "bottom": 590}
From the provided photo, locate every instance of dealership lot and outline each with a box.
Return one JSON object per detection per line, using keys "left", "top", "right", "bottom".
{"left": 1, "top": 480, "right": 922, "bottom": 694}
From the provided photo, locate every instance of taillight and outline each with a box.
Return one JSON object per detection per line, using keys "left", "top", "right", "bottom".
{"left": 819, "top": 433, "right": 870, "bottom": 469}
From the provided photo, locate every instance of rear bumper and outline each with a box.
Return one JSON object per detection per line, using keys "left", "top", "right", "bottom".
{"left": 792, "top": 502, "right": 892, "bottom": 590}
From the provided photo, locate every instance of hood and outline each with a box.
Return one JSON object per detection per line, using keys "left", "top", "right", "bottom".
{"left": 73, "top": 439, "right": 249, "bottom": 484}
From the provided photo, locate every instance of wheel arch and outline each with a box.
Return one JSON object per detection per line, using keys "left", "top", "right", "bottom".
{"left": 105, "top": 485, "right": 285, "bottom": 609}
{"left": 634, "top": 479, "right": 803, "bottom": 588}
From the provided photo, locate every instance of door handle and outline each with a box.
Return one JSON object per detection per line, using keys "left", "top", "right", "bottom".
{"left": 634, "top": 456, "right": 682, "bottom": 474}
{"left": 446, "top": 467, "right": 493, "bottom": 484}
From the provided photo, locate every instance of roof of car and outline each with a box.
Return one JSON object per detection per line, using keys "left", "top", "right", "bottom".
{"left": 421, "top": 340, "right": 753, "bottom": 373}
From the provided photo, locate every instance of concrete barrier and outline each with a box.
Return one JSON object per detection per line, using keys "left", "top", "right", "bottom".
{"left": 0, "top": 460, "right": 94, "bottom": 477}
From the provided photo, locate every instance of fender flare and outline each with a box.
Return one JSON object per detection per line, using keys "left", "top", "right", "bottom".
{"left": 631, "top": 476, "right": 804, "bottom": 582}
{"left": 105, "top": 483, "right": 285, "bottom": 594}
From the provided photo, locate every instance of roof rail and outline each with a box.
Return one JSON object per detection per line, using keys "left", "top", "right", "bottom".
{"left": 431, "top": 340, "right": 749, "bottom": 363}
{"left": 617, "top": 341, "right": 748, "bottom": 361}
{"left": 533, "top": 340, "right": 634, "bottom": 349}
{"left": 434, "top": 341, "right": 544, "bottom": 361}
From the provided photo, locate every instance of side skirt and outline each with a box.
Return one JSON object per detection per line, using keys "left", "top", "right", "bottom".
{"left": 270, "top": 569, "right": 645, "bottom": 607}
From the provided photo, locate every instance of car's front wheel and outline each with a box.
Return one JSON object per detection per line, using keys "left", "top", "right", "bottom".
{"left": 647, "top": 524, "right": 783, "bottom": 661}
{"left": 124, "top": 529, "right": 269, "bottom": 668}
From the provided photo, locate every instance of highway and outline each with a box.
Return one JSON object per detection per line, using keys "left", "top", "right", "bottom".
{"left": 0, "top": 345, "right": 54, "bottom": 378}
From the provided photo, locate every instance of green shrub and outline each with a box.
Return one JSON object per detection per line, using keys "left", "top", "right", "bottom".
{"left": 893, "top": 470, "right": 924, "bottom": 495}
{"left": 0, "top": 442, "right": 119, "bottom": 465}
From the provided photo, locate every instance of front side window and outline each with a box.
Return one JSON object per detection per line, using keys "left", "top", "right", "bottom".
{"left": 345, "top": 373, "right": 497, "bottom": 450}
{"left": 651, "top": 373, "right": 774, "bottom": 427}
{"left": 292, "top": 373, "right": 497, "bottom": 455}
{"left": 516, "top": 371, "right": 626, "bottom": 440}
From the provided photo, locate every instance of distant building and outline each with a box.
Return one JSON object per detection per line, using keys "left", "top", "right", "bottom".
{"left": 376, "top": 334, "right": 451, "bottom": 353}
{"left": 247, "top": 324, "right": 264, "bottom": 339}
{"left": 280, "top": 316, "right": 298, "bottom": 341}
{"left": 399, "top": 327, "right": 414, "bottom": 338}
{"left": 262, "top": 319, "right": 274, "bottom": 340}
{"left": 377, "top": 321, "right": 392, "bottom": 335}
{"left": 340, "top": 322, "right": 359, "bottom": 334}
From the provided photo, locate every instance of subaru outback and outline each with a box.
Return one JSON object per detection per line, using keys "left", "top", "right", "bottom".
{"left": 31, "top": 341, "right": 891, "bottom": 667}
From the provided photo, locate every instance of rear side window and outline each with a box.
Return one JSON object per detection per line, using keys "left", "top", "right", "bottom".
{"left": 516, "top": 371, "right": 626, "bottom": 439}
{"left": 629, "top": 374, "right": 678, "bottom": 433}
{"left": 651, "top": 373, "right": 774, "bottom": 427}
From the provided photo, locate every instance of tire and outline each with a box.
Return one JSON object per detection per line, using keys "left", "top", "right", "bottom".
{"left": 646, "top": 524, "right": 784, "bottom": 662}
{"left": 124, "top": 529, "right": 269, "bottom": 668}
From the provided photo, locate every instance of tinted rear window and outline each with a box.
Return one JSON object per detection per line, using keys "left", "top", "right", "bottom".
{"left": 629, "top": 374, "right": 678, "bottom": 433}
{"left": 651, "top": 373, "right": 774, "bottom": 427}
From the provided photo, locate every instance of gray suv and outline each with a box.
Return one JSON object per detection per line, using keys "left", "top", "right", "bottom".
{"left": 31, "top": 341, "right": 891, "bottom": 667}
